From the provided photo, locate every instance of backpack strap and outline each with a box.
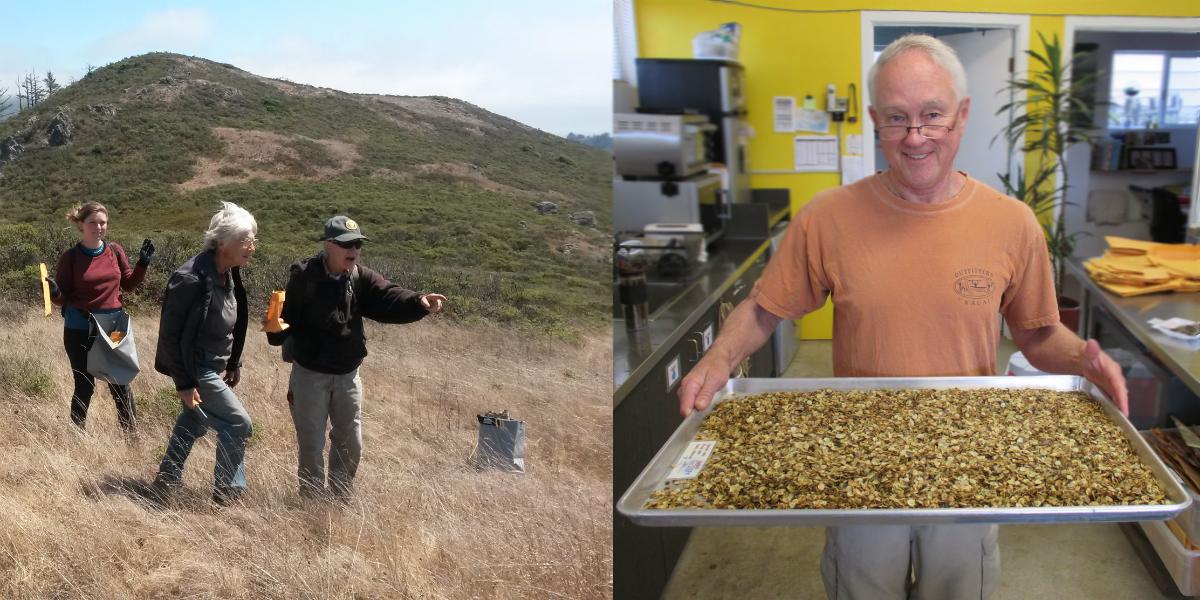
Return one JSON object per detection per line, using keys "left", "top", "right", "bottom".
{"left": 350, "top": 264, "right": 362, "bottom": 307}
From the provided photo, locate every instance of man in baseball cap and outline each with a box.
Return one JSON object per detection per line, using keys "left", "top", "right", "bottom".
{"left": 267, "top": 215, "right": 447, "bottom": 500}
{"left": 320, "top": 215, "right": 369, "bottom": 244}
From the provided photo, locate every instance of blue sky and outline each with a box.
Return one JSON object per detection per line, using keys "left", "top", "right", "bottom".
{"left": 0, "top": 1, "right": 610, "bottom": 135}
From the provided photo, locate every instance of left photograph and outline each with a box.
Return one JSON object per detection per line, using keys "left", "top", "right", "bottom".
{"left": 0, "top": 2, "right": 613, "bottom": 598}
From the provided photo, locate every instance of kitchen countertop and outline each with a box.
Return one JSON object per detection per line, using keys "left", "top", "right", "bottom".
{"left": 613, "top": 237, "right": 773, "bottom": 407}
{"left": 1066, "top": 257, "right": 1200, "bottom": 398}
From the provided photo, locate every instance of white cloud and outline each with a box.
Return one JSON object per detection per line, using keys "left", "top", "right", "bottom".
{"left": 227, "top": 8, "right": 610, "bottom": 135}
{"left": 92, "top": 8, "right": 214, "bottom": 57}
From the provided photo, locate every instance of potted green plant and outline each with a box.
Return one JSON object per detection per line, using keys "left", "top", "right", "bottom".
{"left": 995, "top": 32, "right": 1101, "bottom": 333}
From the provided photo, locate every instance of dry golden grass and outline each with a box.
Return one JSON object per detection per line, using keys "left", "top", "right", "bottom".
{"left": 0, "top": 305, "right": 612, "bottom": 599}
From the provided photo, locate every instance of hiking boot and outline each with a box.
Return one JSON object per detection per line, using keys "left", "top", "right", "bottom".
{"left": 329, "top": 482, "right": 354, "bottom": 505}
{"left": 212, "top": 487, "right": 245, "bottom": 507}
{"left": 144, "top": 476, "right": 179, "bottom": 507}
{"left": 298, "top": 485, "right": 327, "bottom": 501}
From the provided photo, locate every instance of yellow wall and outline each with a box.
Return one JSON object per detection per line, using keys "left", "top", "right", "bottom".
{"left": 635, "top": 0, "right": 1199, "bottom": 340}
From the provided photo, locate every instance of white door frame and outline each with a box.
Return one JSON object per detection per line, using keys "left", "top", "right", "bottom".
{"left": 860, "top": 12, "right": 1031, "bottom": 178}
{"left": 1064, "top": 16, "right": 1200, "bottom": 62}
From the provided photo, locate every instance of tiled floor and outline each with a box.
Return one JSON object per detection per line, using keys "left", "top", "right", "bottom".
{"left": 663, "top": 339, "right": 1183, "bottom": 600}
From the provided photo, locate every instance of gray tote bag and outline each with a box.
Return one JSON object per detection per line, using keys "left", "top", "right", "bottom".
{"left": 87, "top": 311, "right": 140, "bottom": 385}
{"left": 474, "top": 411, "right": 526, "bottom": 473}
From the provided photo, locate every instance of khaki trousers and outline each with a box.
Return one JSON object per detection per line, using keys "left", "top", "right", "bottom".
{"left": 289, "top": 362, "right": 363, "bottom": 496}
{"left": 820, "top": 524, "right": 999, "bottom": 600}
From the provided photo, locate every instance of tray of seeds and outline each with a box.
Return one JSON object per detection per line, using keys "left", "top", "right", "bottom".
{"left": 617, "top": 376, "right": 1191, "bottom": 526}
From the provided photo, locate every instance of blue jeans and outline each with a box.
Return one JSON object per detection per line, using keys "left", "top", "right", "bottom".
{"left": 157, "top": 365, "right": 252, "bottom": 492}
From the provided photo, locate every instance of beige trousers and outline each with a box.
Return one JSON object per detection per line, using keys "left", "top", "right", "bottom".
{"left": 820, "top": 524, "right": 1000, "bottom": 600}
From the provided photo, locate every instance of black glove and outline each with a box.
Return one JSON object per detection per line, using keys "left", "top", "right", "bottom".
{"left": 139, "top": 238, "right": 155, "bottom": 265}
{"left": 45, "top": 276, "right": 60, "bottom": 298}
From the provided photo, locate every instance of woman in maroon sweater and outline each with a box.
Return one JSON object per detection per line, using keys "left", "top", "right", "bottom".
{"left": 47, "top": 202, "right": 155, "bottom": 432}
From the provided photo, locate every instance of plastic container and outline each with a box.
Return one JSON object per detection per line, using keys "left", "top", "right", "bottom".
{"left": 693, "top": 37, "right": 738, "bottom": 60}
{"left": 692, "top": 23, "right": 740, "bottom": 61}
{"left": 1109, "top": 348, "right": 1160, "bottom": 421}
{"left": 644, "top": 223, "right": 706, "bottom": 265}
{"left": 1142, "top": 430, "right": 1200, "bottom": 545}
{"left": 1141, "top": 519, "right": 1200, "bottom": 594}
{"left": 1005, "top": 351, "right": 1048, "bottom": 376}
{"left": 1175, "top": 484, "right": 1200, "bottom": 545}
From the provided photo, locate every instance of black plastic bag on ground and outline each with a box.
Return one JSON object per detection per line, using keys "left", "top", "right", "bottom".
{"left": 474, "top": 411, "right": 525, "bottom": 473}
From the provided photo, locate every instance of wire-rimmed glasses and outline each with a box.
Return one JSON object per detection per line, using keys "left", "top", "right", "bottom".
{"left": 875, "top": 122, "right": 956, "bottom": 141}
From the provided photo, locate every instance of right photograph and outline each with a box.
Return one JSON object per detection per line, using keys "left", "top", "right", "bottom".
{"left": 613, "top": 2, "right": 1200, "bottom": 599}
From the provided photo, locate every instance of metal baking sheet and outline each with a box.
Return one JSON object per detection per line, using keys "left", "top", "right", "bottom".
{"left": 617, "top": 376, "right": 1192, "bottom": 526}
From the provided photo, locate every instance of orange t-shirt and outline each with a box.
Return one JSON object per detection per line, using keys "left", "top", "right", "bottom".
{"left": 753, "top": 172, "right": 1059, "bottom": 377}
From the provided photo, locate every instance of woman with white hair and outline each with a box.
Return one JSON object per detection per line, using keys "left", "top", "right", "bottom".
{"left": 150, "top": 201, "right": 257, "bottom": 506}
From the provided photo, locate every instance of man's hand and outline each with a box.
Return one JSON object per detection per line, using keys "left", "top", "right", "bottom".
{"left": 421, "top": 293, "right": 447, "bottom": 314}
{"left": 45, "top": 276, "right": 60, "bottom": 298}
{"left": 1080, "top": 339, "right": 1128, "bottom": 416}
{"left": 177, "top": 388, "right": 201, "bottom": 410}
{"left": 223, "top": 368, "right": 241, "bottom": 388}
{"left": 678, "top": 354, "right": 730, "bottom": 417}
{"left": 139, "top": 239, "right": 156, "bottom": 264}
{"left": 677, "top": 299, "right": 783, "bottom": 418}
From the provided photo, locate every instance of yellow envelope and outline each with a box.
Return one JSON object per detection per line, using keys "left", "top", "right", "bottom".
{"left": 39, "top": 263, "right": 50, "bottom": 316}
{"left": 1148, "top": 244, "right": 1200, "bottom": 261}
{"left": 1095, "top": 279, "right": 1181, "bottom": 297}
{"left": 1148, "top": 257, "right": 1200, "bottom": 279}
{"left": 1097, "top": 252, "right": 1155, "bottom": 272}
{"left": 1105, "top": 236, "right": 1160, "bottom": 255}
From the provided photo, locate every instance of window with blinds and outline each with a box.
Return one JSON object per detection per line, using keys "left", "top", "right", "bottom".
{"left": 1109, "top": 50, "right": 1200, "bottom": 128}
{"left": 613, "top": 0, "right": 638, "bottom": 85}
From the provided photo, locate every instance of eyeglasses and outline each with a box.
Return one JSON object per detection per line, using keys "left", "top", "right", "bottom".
{"left": 239, "top": 237, "right": 257, "bottom": 249}
{"left": 875, "top": 106, "right": 960, "bottom": 141}
{"left": 332, "top": 239, "right": 363, "bottom": 250}
{"left": 875, "top": 123, "right": 956, "bottom": 141}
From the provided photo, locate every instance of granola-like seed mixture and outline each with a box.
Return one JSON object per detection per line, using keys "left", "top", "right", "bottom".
{"left": 647, "top": 388, "right": 1168, "bottom": 510}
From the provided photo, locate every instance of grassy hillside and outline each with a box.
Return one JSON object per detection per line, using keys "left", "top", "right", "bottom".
{"left": 0, "top": 305, "right": 611, "bottom": 598}
{"left": 0, "top": 53, "right": 611, "bottom": 337}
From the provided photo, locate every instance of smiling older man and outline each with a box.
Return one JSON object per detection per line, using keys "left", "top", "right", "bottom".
{"left": 676, "top": 34, "right": 1126, "bottom": 599}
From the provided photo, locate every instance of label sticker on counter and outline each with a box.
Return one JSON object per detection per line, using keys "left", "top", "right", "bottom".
{"left": 667, "top": 441, "right": 717, "bottom": 479}
{"left": 701, "top": 324, "right": 714, "bottom": 352}
{"left": 665, "top": 355, "right": 681, "bottom": 390}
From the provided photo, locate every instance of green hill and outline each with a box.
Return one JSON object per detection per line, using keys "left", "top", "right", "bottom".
{"left": 0, "top": 53, "right": 611, "bottom": 338}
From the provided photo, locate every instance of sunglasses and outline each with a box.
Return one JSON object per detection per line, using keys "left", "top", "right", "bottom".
{"left": 332, "top": 239, "right": 363, "bottom": 250}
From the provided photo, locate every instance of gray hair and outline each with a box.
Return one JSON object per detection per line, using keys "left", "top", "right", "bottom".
{"left": 203, "top": 201, "right": 257, "bottom": 250}
{"left": 868, "top": 34, "right": 968, "bottom": 107}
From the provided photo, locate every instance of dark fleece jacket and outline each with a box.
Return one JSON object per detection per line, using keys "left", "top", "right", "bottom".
{"left": 266, "top": 253, "right": 428, "bottom": 374}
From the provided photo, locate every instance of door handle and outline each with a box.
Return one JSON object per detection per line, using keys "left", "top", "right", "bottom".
{"left": 688, "top": 337, "right": 701, "bottom": 363}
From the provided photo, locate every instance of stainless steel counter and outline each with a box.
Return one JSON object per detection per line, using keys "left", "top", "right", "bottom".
{"left": 613, "top": 238, "right": 772, "bottom": 407}
{"left": 1066, "top": 257, "right": 1200, "bottom": 398}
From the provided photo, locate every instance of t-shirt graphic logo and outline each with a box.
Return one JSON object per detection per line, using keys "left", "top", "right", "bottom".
{"left": 954, "top": 268, "right": 996, "bottom": 304}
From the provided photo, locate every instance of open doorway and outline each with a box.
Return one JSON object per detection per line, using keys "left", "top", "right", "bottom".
{"left": 860, "top": 12, "right": 1030, "bottom": 188}
{"left": 1061, "top": 17, "right": 1200, "bottom": 259}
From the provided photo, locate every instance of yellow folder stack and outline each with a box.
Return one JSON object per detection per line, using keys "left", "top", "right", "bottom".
{"left": 1084, "top": 237, "right": 1200, "bottom": 297}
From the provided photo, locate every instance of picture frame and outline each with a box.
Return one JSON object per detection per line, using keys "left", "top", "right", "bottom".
{"left": 1125, "top": 146, "right": 1177, "bottom": 170}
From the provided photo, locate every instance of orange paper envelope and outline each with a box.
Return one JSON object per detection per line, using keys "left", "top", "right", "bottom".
{"left": 262, "top": 290, "right": 289, "bottom": 332}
